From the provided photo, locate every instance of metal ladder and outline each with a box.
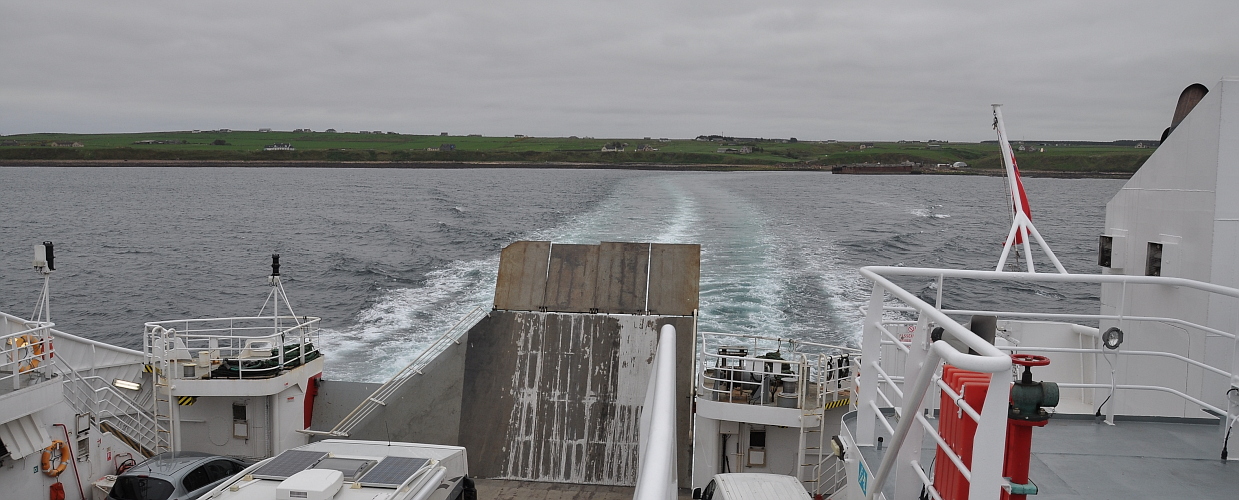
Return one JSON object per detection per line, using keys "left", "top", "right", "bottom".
{"left": 148, "top": 328, "right": 177, "bottom": 455}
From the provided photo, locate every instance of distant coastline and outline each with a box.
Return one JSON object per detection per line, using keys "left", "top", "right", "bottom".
{"left": 0, "top": 130, "right": 1153, "bottom": 177}
{"left": 0, "top": 159, "right": 1133, "bottom": 178}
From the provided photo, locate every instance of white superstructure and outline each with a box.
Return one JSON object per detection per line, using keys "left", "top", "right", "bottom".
{"left": 833, "top": 77, "right": 1239, "bottom": 500}
{"left": 0, "top": 251, "right": 327, "bottom": 500}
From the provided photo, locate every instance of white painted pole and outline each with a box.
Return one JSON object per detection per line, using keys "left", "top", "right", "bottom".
{"left": 633, "top": 324, "right": 678, "bottom": 500}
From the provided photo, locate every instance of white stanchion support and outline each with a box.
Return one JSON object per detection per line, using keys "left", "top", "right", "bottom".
{"left": 633, "top": 324, "right": 678, "bottom": 500}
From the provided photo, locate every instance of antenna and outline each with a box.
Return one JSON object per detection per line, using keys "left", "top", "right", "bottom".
{"left": 31, "top": 242, "right": 54, "bottom": 324}
{"left": 991, "top": 105, "right": 1068, "bottom": 274}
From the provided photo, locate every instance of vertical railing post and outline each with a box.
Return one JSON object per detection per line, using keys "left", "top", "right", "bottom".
{"left": 967, "top": 371, "right": 1010, "bottom": 500}
{"left": 857, "top": 282, "right": 886, "bottom": 445}
{"left": 893, "top": 311, "right": 933, "bottom": 499}
{"left": 633, "top": 324, "right": 678, "bottom": 500}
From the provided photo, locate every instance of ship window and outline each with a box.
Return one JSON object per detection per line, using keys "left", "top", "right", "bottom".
{"left": 232, "top": 403, "right": 247, "bottom": 421}
{"left": 1098, "top": 236, "right": 1113, "bottom": 267}
{"left": 1146, "top": 242, "right": 1163, "bottom": 276}
{"left": 749, "top": 430, "right": 766, "bottom": 448}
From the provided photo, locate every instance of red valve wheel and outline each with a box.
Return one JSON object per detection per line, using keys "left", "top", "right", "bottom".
{"left": 1011, "top": 354, "right": 1050, "bottom": 366}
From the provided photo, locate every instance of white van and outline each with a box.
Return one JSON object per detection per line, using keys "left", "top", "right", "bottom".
{"left": 696, "top": 473, "right": 813, "bottom": 500}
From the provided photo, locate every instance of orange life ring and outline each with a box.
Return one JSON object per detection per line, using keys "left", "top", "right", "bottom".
{"left": 41, "top": 440, "right": 68, "bottom": 477}
{"left": 9, "top": 335, "right": 44, "bottom": 373}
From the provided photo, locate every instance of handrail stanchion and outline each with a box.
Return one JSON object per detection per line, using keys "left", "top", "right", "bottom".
{"left": 633, "top": 324, "right": 677, "bottom": 500}
{"left": 857, "top": 282, "right": 886, "bottom": 446}
{"left": 893, "top": 312, "right": 933, "bottom": 499}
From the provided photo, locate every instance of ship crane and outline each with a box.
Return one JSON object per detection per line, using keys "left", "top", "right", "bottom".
{"left": 992, "top": 104, "right": 1069, "bottom": 274}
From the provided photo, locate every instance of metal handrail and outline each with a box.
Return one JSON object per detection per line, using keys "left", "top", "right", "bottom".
{"left": 2, "top": 314, "right": 55, "bottom": 390}
{"left": 144, "top": 315, "right": 321, "bottom": 380}
{"left": 856, "top": 266, "right": 1239, "bottom": 500}
{"left": 305, "top": 306, "right": 486, "bottom": 437}
{"left": 633, "top": 324, "right": 678, "bottom": 500}
{"left": 58, "top": 362, "right": 166, "bottom": 454}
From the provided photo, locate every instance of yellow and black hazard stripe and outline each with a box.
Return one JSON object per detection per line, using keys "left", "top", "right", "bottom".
{"left": 823, "top": 398, "right": 851, "bottom": 410}
{"left": 142, "top": 364, "right": 164, "bottom": 375}
{"left": 176, "top": 396, "right": 198, "bottom": 406}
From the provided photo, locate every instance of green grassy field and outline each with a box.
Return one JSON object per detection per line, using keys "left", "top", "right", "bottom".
{"left": 0, "top": 130, "right": 1156, "bottom": 172}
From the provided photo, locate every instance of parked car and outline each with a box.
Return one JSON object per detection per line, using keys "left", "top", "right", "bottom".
{"left": 108, "top": 452, "right": 250, "bottom": 500}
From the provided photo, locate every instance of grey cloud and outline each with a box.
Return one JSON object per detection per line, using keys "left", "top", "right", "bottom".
{"left": 2, "top": 0, "right": 1236, "bottom": 140}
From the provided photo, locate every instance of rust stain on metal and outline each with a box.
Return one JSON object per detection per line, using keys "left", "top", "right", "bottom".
{"left": 594, "top": 242, "right": 649, "bottom": 314}
{"left": 494, "top": 241, "right": 551, "bottom": 311}
{"left": 543, "top": 244, "right": 600, "bottom": 313}
{"left": 646, "top": 244, "right": 700, "bottom": 316}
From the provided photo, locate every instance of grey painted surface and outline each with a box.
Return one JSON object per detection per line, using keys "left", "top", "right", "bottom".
{"left": 647, "top": 244, "right": 700, "bottom": 316}
{"left": 594, "top": 242, "right": 650, "bottom": 314}
{"left": 460, "top": 311, "right": 694, "bottom": 486}
{"left": 844, "top": 411, "right": 1239, "bottom": 499}
{"left": 495, "top": 241, "right": 552, "bottom": 311}
{"left": 545, "top": 244, "right": 600, "bottom": 313}
{"left": 309, "top": 380, "right": 380, "bottom": 433}
{"left": 310, "top": 333, "right": 467, "bottom": 446}
{"left": 474, "top": 478, "right": 694, "bottom": 499}
{"left": 492, "top": 241, "right": 700, "bottom": 316}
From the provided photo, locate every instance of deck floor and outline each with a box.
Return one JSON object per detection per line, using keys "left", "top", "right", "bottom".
{"left": 847, "top": 411, "right": 1239, "bottom": 499}
{"left": 473, "top": 479, "right": 693, "bottom": 500}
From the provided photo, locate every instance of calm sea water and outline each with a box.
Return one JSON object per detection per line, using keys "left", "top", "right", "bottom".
{"left": 0, "top": 167, "right": 1124, "bottom": 381}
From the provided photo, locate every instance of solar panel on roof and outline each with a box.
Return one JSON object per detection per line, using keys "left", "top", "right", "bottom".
{"left": 356, "top": 456, "right": 431, "bottom": 488}
{"left": 252, "top": 450, "right": 329, "bottom": 480}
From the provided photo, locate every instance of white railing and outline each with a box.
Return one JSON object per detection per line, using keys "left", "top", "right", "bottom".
{"left": 304, "top": 306, "right": 486, "bottom": 437}
{"left": 854, "top": 266, "right": 1239, "bottom": 500}
{"left": 59, "top": 363, "right": 165, "bottom": 456}
{"left": 144, "top": 315, "right": 321, "bottom": 379}
{"left": 696, "top": 331, "right": 858, "bottom": 497}
{"left": 697, "top": 331, "right": 857, "bottom": 411}
{"left": 1, "top": 311, "right": 54, "bottom": 392}
{"left": 633, "top": 324, "right": 678, "bottom": 500}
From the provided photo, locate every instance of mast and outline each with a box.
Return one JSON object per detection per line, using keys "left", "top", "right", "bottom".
{"left": 992, "top": 105, "right": 1068, "bottom": 274}
{"left": 31, "top": 241, "right": 54, "bottom": 324}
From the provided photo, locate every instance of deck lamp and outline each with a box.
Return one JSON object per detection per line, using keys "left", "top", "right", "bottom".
{"left": 112, "top": 378, "right": 141, "bottom": 391}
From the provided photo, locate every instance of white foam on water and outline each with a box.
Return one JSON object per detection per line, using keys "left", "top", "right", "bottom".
{"left": 321, "top": 255, "right": 499, "bottom": 382}
{"left": 324, "top": 175, "right": 702, "bottom": 382}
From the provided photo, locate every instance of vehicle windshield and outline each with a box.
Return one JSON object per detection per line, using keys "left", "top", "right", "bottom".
{"left": 109, "top": 476, "right": 175, "bottom": 500}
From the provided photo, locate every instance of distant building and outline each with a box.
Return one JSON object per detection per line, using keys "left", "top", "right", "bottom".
{"left": 440, "top": 132, "right": 449, "bottom": 136}
{"left": 258, "top": 128, "right": 272, "bottom": 132}
{"left": 439, "top": 144, "right": 456, "bottom": 151}
{"left": 264, "top": 143, "right": 295, "bottom": 151}
{"left": 515, "top": 134, "right": 526, "bottom": 138}
{"left": 50, "top": 141, "right": 84, "bottom": 147}
{"left": 218, "top": 129, "right": 231, "bottom": 133}
{"left": 716, "top": 147, "right": 751, "bottom": 154}
{"left": 325, "top": 129, "right": 337, "bottom": 133}
{"left": 293, "top": 128, "right": 312, "bottom": 133}
{"left": 636, "top": 145, "right": 658, "bottom": 152}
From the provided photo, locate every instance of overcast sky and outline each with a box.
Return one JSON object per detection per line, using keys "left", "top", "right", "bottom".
{"left": 2, "top": 1, "right": 1236, "bottom": 141}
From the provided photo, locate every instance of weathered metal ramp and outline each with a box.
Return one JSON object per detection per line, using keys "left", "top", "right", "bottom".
{"left": 462, "top": 241, "right": 699, "bottom": 487}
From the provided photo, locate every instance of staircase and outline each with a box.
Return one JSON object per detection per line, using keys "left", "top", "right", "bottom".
{"left": 59, "top": 362, "right": 169, "bottom": 458}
